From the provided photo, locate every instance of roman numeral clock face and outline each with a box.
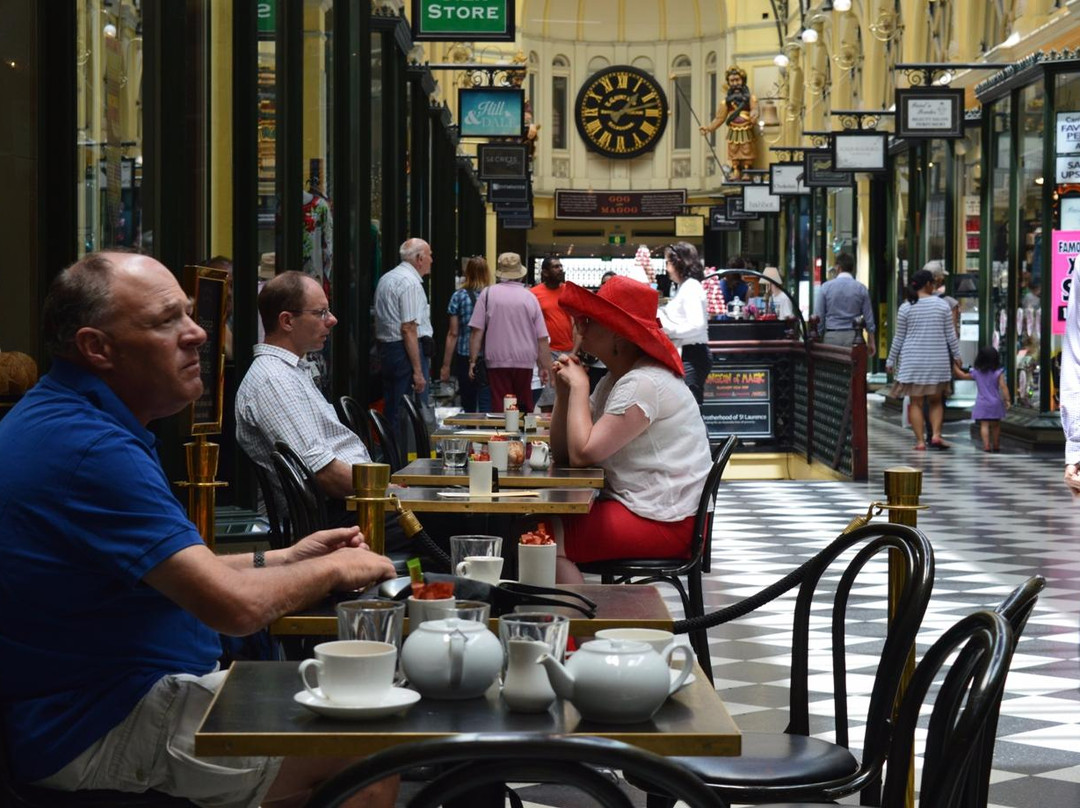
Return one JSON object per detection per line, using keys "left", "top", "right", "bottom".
{"left": 575, "top": 66, "right": 669, "bottom": 159}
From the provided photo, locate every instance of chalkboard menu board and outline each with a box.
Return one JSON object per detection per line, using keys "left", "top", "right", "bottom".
{"left": 701, "top": 366, "right": 773, "bottom": 439}
{"left": 183, "top": 265, "right": 229, "bottom": 436}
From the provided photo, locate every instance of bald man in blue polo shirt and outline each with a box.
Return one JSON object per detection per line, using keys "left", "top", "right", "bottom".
{"left": 0, "top": 252, "right": 397, "bottom": 808}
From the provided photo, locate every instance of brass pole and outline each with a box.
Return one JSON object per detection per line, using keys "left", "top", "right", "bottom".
{"left": 883, "top": 465, "right": 922, "bottom": 808}
{"left": 350, "top": 463, "right": 392, "bottom": 557}
{"left": 179, "top": 435, "right": 227, "bottom": 551}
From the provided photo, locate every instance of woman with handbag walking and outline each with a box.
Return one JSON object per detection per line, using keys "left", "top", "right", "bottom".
{"left": 440, "top": 256, "right": 492, "bottom": 411}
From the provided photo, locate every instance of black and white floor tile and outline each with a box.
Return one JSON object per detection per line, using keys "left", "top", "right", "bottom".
{"left": 423, "top": 405, "right": 1080, "bottom": 807}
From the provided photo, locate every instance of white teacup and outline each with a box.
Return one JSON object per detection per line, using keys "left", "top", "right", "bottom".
{"left": 456, "top": 555, "right": 504, "bottom": 584}
{"left": 518, "top": 542, "right": 556, "bottom": 588}
{"left": 487, "top": 440, "right": 509, "bottom": 471}
{"left": 504, "top": 410, "right": 520, "bottom": 432}
{"left": 595, "top": 628, "right": 675, "bottom": 656}
{"left": 298, "top": 640, "right": 396, "bottom": 705}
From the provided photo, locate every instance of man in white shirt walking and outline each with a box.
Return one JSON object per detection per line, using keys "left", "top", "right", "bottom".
{"left": 374, "top": 238, "right": 434, "bottom": 440}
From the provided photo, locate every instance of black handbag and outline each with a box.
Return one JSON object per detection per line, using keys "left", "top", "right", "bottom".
{"left": 379, "top": 574, "right": 598, "bottom": 618}
{"left": 471, "top": 288, "right": 490, "bottom": 387}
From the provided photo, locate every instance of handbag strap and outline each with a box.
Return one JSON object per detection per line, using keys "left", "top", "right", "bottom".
{"left": 478, "top": 287, "right": 491, "bottom": 358}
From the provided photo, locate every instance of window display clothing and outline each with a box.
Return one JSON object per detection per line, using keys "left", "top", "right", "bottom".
{"left": 0, "top": 360, "right": 219, "bottom": 782}
{"left": 561, "top": 360, "right": 710, "bottom": 563}
{"left": 1061, "top": 276, "right": 1080, "bottom": 466}
{"left": 658, "top": 278, "right": 710, "bottom": 404}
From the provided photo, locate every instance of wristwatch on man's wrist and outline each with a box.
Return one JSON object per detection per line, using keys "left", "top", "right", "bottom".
{"left": 253, "top": 550, "right": 265, "bottom": 568}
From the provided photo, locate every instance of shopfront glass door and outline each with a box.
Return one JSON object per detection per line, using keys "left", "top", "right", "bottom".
{"left": 989, "top": 96, "right": 1013, "bottom": 393}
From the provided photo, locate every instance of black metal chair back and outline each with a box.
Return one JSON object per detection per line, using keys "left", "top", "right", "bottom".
{"left": 365, "top": 409, "right": 403, "bottom": 472}
{"left": 304, "top": 734, "right": 726, "bottom": 808}
{"left": 239, "top": 447, "right": 290, "bottom": 549}
{"left": 271, "top": 442, "right": 328, "bottom": 539}
{"left": 399, "top": 393, "right": 432, "bottom": 459}
{"left": 578, "top": 434, "right": 738, "bottom": 682}
{"left": 639, "top": 521, "right": 935, "bottom": 807}
{"left": 336, "top": 395, "right": 372, "bottom": 451}
{"left": 880, "top": 610, "right": 1014, "bottom": 808}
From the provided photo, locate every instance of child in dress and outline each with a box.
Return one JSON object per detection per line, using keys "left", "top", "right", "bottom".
{"left": 955, "top": 346, "right": 1011, "bottom": 452}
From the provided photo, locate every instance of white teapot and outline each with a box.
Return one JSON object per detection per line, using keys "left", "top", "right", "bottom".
{"left": 400, "top": 618, "right": 502, "bottom": 700}
{"left": 528, "top": 442, "right": 549, "bottom": 470}
{"left": 538, "top": 639, "right": 692, "bottom": 723}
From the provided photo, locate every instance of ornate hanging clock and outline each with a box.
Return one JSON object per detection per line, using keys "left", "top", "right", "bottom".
{"left": 574, "top": 65, "right": 669, "bottom": 159}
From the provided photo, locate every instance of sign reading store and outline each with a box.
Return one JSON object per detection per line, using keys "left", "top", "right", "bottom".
{"left": 412, "top": 0, "right": 515, "bottom": 41}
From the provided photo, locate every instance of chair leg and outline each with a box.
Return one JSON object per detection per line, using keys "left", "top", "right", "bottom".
{"left": 688, "top": 568, "right": 713, "bottom": 683}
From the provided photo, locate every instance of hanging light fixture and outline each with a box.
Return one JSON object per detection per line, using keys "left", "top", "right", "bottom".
{"left": 833, "top": 0, "right": 852, "bottom": 11}
{"left": 801, "top": 26, "right": 819, "bottom": 44}
{"left": 774, "top": 53, "right": 790, "bottom": 68}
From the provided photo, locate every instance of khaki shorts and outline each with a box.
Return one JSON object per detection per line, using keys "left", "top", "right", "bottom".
{"left": 36, "top": 670, "right": 283, "bottom": 808}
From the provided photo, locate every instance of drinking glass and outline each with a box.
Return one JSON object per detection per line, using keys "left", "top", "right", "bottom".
{"left": 335, "top": 599, "right": 406, "bottom": 683}
{"left": 498, "top": 613, "right": 570, "bottom": 665}
{"left": 441, "top": 438, "right": 469, "bottom": 469}
{"left": 450, "top": 535, "right": 502, "bottom": 571}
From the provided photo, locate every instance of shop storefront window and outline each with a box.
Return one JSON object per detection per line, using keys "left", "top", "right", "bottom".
{"left": 1051, "top": 71, "right": 1080, "bottom": 412}
{"left": 893, "top": 150, "right": 911, "bottom": 300}
{"left": 989, "top": 96, "right": 1012, "bottom": 394}
{"left": 302, "top": 0, "right": 335, "bottom": 389}
{"left": 77, "top": 0, "right": 144, "bottom": 256}
{"left": 371, "top": 33, "right": 384, "bottom": 275}
{"left": 257, "top": 20, "right": 276, "bottom": 258}
{"left": 1017, "top": 81, "right": 1044, "bottom": 409}
{"left": 955, "top": 123, "right": 982, "bottom": 367}
{"left": 925, "top": 140, "right": 948, "bottom": 264}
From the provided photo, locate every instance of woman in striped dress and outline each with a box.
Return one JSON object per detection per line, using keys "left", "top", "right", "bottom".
{"left": 886, "top": 268, "right": 961, "bottom": 450}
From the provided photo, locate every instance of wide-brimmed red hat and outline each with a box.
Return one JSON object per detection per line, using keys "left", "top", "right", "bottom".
{"left": 559, "top": 276, "right": 684, "bottom": 377}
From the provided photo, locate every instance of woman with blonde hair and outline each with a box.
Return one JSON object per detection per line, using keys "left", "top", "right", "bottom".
{"left": 440, "top": 256, "right": 492, "bottom": 411}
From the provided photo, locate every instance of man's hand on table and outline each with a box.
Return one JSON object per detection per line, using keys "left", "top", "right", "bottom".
{"left": 286, "top": 527, "right": 401, "bottom": 587}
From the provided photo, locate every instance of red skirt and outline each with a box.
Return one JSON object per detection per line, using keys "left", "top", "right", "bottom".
{"left": 557, "top": 499, "right": 695, "bottom": 564}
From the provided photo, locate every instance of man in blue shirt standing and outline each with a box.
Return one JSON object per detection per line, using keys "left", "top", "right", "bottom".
{"left": 0, "top": 252, "right": 397, "bottom": 808}
{"left": 818, "top": 252, "right": 876, "bottom": 352}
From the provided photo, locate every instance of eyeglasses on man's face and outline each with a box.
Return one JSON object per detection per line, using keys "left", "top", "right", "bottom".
{"left": 290, "top": 308, "right": 333, "bottom": 320}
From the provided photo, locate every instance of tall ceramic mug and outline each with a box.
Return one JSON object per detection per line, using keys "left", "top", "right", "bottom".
{"left": 518, "top": 541, "right": 556, "bottom": 588}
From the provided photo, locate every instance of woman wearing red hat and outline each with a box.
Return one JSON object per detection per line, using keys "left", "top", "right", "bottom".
{"left": 547, "top": 276, "right": 712, "bottom": 582}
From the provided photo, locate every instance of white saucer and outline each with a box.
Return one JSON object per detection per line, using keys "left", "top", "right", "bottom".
{"left": 294, "top": 687, "right": 421, "bottom": 720}
{"left": 669, "top": 670, "right": 697, "bottom": 693}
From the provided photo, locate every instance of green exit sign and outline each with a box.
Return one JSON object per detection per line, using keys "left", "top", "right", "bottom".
{"left": 609, "top": 234, "right": 627, "bottom": 245}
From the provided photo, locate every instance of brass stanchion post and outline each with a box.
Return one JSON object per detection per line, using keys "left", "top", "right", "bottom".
{"left": 883, "top": 465, "right": 922, "bottom": 808}
{"left": 348, "top": 463, "right": 392, "bottom": 557}
{"left": 177, "top": 435, "right": 228, "bottom": 551}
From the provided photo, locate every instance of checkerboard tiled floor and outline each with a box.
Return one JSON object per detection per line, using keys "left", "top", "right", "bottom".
{"left": 506, "top": 404, "right": 1080, "bottom": 807}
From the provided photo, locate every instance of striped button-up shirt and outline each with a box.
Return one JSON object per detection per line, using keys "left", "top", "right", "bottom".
{"left": 374, "top": 261, "right": 433, "bottom": 343}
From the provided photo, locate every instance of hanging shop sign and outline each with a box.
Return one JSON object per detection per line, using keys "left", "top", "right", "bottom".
{"left": 1056, "top": 111, "right": 1080, "bottom": 155}
{"left": 709, "top": 204, "right": 740, "bottom": 232}
{"left": 499, "top": 210, "right": 534, "bottom": 230}
{"left": 701, "top": 366, "right": 773, "bottom": 440}
{"left": 724, "top": 194, "right": 758, "bottom": 221}
{"left": 1052, "top": 230, "right": 1080, "bottom": 336}
{"left": 1058, "top": 155, "right": 1080, "bottom": 184}
{"left": 459, "top": 88, "right": 524, "bottom": 137}
{"left": 895, "top": 88, "right": 965, "bottom": 139}
{"left": 183, "top": 266, "right": 230, "bottom": 435}
{"left": 488, "top": 179, "right": 530, "bottom": 203}
{"left": 769, "top": 162, "right": 809, "bottom": 195}
{"left": 411, "top": 0, "right": 514, "bottom": 42}
{"left": 494, "top": 199, "right": 531, "bottom": 212}
{"left": 477, "top": 143, "right": 528, "bottom": 180}
{"left": 675, "top": 215, "right": 705, "bottom": 237}
{"left": 554, "top": 189, "right": 686, "bottom": 220}
{"left": 803, "top": 148, "right": 854, "bottom": 188}
{"left": 743, "top": 184, "right": 781, "bottom": 213}
{"left": 832, "top": 132, "right": 888, "bottom": 173}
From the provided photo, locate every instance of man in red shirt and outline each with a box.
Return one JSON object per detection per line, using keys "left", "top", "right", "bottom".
{"left": 531, "top": 255, "right": 574, "bottom": 354}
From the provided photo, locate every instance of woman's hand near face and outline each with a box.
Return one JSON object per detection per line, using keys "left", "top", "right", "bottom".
{"left": 552, "top": 353, "right": 587, "bottom": 391}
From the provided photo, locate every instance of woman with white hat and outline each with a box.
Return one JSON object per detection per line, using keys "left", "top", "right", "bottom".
{"left": 545, "top": 277, "right": 711, "bottom": 583}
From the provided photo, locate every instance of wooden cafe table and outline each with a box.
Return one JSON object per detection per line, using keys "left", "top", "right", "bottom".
{"left": 270, "top": 582, "right": 675, "bottom": 637}
{"left": 390, "top": 486, "right": 595, "bottom": 515}
{"left": 444, "top": 412, "right": 552, "bottom": 428}
{"left": 431, "top": 427, "right": 550, "bottom": 444}
{"left": 392, "top": 458, "right": 604, "bottom": 490}
{"left": 194, "top": 659, "right": 741, "bottom": 760}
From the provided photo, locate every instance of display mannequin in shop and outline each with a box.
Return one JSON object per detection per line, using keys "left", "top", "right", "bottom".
{"left": 0, "top": 252, "right": 398, "bottom": 808}
{"left": 700, "top": 65, "right": 759, "bottom": 180}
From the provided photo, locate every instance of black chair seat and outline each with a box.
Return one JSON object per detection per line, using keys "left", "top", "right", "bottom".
{"left": 669, "top": 732, "right": 858, "bottom": 789}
